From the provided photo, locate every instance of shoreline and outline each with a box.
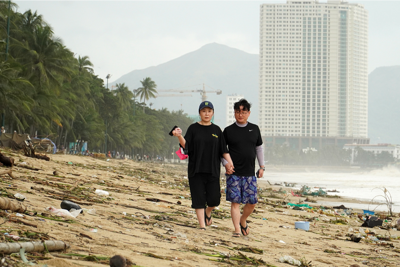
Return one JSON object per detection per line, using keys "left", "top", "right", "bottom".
{"left": 258, "top": 178, "right": 398, "bottom": 214}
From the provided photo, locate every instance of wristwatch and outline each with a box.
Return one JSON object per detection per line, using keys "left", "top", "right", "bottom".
{"left": 259, "top": 167, "right": 265, "bottom": 170}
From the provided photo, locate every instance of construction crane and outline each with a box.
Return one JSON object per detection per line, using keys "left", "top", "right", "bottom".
{"left": 157, "top": 83, "right": 222, "bottom": 102}
{"left": 155, "top": 94, "right": 192, "bottom": 98}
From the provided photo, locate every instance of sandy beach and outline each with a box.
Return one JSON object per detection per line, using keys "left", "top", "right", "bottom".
{"left": 0, "top": 151, "right": 399, "bottom": 267}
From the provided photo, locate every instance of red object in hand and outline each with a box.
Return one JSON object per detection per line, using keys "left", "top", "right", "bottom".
{"left": 175, "top": 148, "right": 188, "bottom": 160}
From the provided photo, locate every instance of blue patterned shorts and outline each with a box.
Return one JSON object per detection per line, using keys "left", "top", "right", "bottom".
{"left": 226, "top": 175, "right": 258, "bottom": 204}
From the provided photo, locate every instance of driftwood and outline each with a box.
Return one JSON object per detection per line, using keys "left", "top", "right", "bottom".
{"left": 31, "top": 186, "right": 93, "bottom": 205}
{"left": 8, "top": 217, "right": 37, "bottom": 228}
{"left": 15, "top": 163, "right": 41, "bottom": 171}
{"left": 116, "top": 203, "right": 166, "bottom": 214}
{"left": 0, "top": 197, "right": 27, "bottom": 213}
{"left": 145, "top": 198, "right": 174, "bottom": 204}
{"left": 0, "top": 152, "right": 14, "bottom": 167}
{"left": 0, "top": 169, "right": 15, "bottom": 179}
{"left": 0, "top": 240, "right": 68, "bottom": 254}
{"left": 23, "top": 142, "right": 50, "bottom": 161}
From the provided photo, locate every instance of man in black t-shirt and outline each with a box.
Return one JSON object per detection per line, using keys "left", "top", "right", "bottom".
{"left": 223, "top": 99, "right": 265, "bottom": 237}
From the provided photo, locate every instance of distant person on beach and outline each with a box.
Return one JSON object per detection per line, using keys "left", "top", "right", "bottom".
{"left": 107, "top": 151, "right": 111, "bottom": 158}
{"left": 109, "top": 255, "right": 126, "bottom": 267}
{"left": 172, "top": 101, "right": 234, "bottom": 230}
{"left": 223, "top": 99, "right": 264, "bottom": 237}
{"left": 0, "top": 126, "right": 5, "bottom": 135}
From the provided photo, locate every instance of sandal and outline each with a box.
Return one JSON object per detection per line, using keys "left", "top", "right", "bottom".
{"left": 232, "top": 233, "right": 240, "bottom": 238}
{"left": 240, "top": 222, "right": 249, "bottom": 236}
{"left": 200, "top": 227, "right": 206, "bottom": 231}
{"left": 204, "top": 210, "right": 212, "bottom": 226}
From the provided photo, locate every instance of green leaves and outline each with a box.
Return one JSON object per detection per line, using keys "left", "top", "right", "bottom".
{"left": 0, "top": 4, "right": 193, "bottom": 158}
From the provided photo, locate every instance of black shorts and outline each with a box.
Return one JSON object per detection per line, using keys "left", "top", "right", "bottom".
{"left": 188, "top": 173, "right": 221, "bottom": 209}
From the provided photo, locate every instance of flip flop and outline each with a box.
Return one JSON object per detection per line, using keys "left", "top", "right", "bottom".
{"left": 232, "top": 233, "right": 240, "bottom": 238}
{"left": 204, "top": 210, "right": 212, "bottom": 226}
{"left": 240, "top": 222, "right": 249, "bottom": 236}
{"left": 199, "top": 227, "right": 206, "bottom": 231}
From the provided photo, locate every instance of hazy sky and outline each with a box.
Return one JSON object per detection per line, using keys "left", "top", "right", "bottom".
{"left": 15, "top": 0, "right": 400, "bottom": 83}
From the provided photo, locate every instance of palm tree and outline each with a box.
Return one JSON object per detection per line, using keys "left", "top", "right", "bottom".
{"left": 77, "top": 55, "right": 93, "bottom": 75}
{"left": 136, "top": 77, "right": 157, "bottom": 113}
{"left": 114, "top": 83, "right": 134, "bottom": 111}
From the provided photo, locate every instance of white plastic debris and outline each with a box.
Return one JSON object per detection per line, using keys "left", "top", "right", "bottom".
{"left": 279, "top": 240, "right": 286, "bottom": 244}
{"left": 14, "top": 193, "right": 26, "bottom": 200}
{"left": 95, "top": 189, "right": 109, "bottom": 196}
{"left": 46, "top": 206, "right": 82, "bottom": 218}
{"left": 278, "top": 255, "right": 301, "bottom": 266}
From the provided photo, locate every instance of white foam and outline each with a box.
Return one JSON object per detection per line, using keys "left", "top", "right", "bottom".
{"left": 261, "top": 167, "right": 400, "bottom": 212}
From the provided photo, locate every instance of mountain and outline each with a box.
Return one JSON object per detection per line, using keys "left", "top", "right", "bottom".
{"left": 368, "top": 65, "right": 400, "bottom": 144}
{"left": 111, "top": 43, "right": 259, "bottom": 127}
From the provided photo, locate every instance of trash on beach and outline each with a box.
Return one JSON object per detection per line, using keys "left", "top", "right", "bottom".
{"left": 67, "top": 162, "right": 73, "bottom": 165}
{"left": 284, "top": 182, "right": 296, "bottom": 187}
{"left": 279, "top": 225, "right": 291, "bottom": 229}
{"left": 278, "top": 255, "right": 301, "bottom": 266}
{"left": 349, "top": 234, "right": 362, "bottom": 243}
{"left": 295, "top": 221, "right": 310, "bottom": 231}
{"left": 361, "top": 216, "right": 383, "bottom": 228}
{"left": 95, "top": 189, "right": 109, "bottom": 196}
{"left": 0, "top": 197, "right": 27, "bottom": 213}
{"left": 46, "top": 206, "right": 82, "bottom": 218}
{"left": 333, "top": 204, "right": 349, "bottom": 209}
{"left": 299, "top": 185, "right": 327, "bottom": 196}
{"left": 60, "top": 200, "right": 82, "bottom": 212}
{"left": 14, "top": 193, "right": 26, "bottom": 201}
{"left": 4, "top": 233, "right": 20, "bottom": 241}
{"left": 287, "top": 203, "right": 312, "bottom": 209}
{"left": 278, "top": 240, "right": 286, "bottom": 244}
{"left": 363, "top": 209, "right": 375, "bottom": 215}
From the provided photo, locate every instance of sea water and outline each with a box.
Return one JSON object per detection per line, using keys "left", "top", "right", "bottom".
{"left": 260, "top": 165, "right": 400, "bottom": 212}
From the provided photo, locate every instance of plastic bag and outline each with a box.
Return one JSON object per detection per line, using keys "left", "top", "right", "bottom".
{"left": 46, "top": 206, "right": 81, "bottom": 218}
{"left": 95, "top": 189, "right": 109, "bottom": 196}
{"left": 278, "top": 255, "right": 301, "bottom": 266}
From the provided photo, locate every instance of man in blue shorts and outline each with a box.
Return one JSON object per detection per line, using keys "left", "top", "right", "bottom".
{"left": 222, "top": 99, "right": 264, "bottom": 237}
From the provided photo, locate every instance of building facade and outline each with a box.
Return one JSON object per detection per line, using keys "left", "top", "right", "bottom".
{"left": 259, "top": 0, "right": 368, "bottom": 140}
{"left": 226, "top": 94, "right": 244, "bottom": 127}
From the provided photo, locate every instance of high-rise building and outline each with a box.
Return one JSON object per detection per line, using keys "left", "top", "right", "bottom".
{"left": 259, "top": 0, "right": 368, "bottom": 141}
{"left": 226, "top": 94, "right": 244, "bottom": 127}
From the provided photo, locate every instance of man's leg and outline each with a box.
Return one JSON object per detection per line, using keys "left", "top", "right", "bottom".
{"left": 231, "top": 202, "right": 241, "bottom": 234}
{"left": 239, "top": 176, "right": 258, "bottom": 235}
{"left": 240, "top": 203, "right": 256, "bottom": 235}
{"left": 226, "top": 174, "right": 242, "bottom": 234}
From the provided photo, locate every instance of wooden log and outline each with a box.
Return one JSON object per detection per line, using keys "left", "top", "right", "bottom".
{"left": 0, "top": 197, "right": 27, "bottom": 213}
{"left": 8, "top": 217, "right": 38, "bottom": 228}
{"left": 0, "top": 169, "right": 15, "bottom": 179}
{"left": 0, "top": 241, "right": 68, "bottom": 253}
{"left": 0, "top": 152, "right": 14, "bottom": 167}
{"left": 15, "top": 163, "right": 41, "bottom": 171}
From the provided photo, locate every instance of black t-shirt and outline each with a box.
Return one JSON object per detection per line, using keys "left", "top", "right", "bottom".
{"left": 183, "top": 123, "right": 228, "bottom": 178}
{"left": 223, "top": 122, "right": 263, "bottom": 176}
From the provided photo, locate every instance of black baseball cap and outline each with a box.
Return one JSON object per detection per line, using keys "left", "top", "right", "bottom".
{"left": 198, "top": 101, "right": 214, "bottom": 112}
